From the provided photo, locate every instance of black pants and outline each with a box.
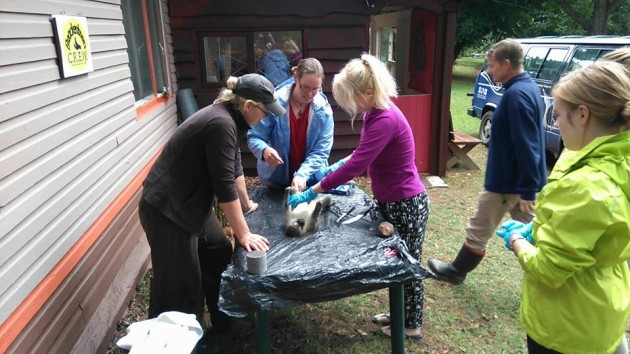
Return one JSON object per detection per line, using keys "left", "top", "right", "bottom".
{"left": 139, "top": 200, "right": 232, "bottom": 326}
{"left": 527, "top": 336, "right": 561, "bottom": 354}
{"left": 378, "top": 191, "right": 430, "bottom": 329}
{"left": 198, "top": 210, "right": 233, "bottom": 327}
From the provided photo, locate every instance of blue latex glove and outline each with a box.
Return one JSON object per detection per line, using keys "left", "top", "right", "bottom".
{"left": 496, "top": 220, "right": 534, "bottom": 250}
{"left": 322, "top": 159, "right": 345, "bottom": 177}
{"left": 306, "top": 160, "right": 345, "bottom": 186}
{"left": 287, "top": 187, "right": 318, "bottom": 208}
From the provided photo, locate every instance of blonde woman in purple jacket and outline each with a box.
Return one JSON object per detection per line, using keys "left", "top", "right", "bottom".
{"left": 288, "top": 53, "right": 429, "bottom": 340}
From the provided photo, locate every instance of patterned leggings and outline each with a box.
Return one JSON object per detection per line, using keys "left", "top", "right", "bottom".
{"left": 378, "top": 191, "right": 430, "bottom": 329}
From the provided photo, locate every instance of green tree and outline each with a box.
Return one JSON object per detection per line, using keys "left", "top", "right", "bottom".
{"left": 555, "top": 0, "right": 625, "bottom": 34}
{"left": 455, "top": 0, "right": 546, "bottom": 58}
{"left": 607, "top": 0, "right": 630, "bottom": 33}
{"left": 455, "top": 0, "right": 629, "bottom": 58}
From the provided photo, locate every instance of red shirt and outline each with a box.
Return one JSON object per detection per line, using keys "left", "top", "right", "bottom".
{"left": 289, "top": 103, "right": 310, "bottom": 177}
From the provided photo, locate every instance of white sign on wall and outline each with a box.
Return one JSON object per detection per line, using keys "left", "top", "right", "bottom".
{"left": 51, "top": 15, "right": 94, "bottom": 78}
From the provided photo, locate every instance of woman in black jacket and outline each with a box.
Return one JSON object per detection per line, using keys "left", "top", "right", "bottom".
{"left": 139, "top": 74, "right": 285, "bottom": 327}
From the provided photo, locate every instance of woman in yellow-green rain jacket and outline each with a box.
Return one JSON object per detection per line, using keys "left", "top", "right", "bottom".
{"left": 499, "top": 61, "right": 630, "bottom": 354}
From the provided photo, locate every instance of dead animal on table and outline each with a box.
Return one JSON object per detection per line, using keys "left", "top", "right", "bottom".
{"left": 283, "top": 187, "right": 334, "bottom": 237}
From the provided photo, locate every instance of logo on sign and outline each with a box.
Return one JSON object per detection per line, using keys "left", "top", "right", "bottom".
{"left": 52, "top": 15, "right": 93, "bottom": 78}
{"left": 62, "top": 21, "right": 90, "bottom": 69}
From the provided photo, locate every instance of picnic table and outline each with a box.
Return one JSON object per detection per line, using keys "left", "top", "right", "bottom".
{"left": 218, "top": 186, "right": 432, "bottom": 353}
{"left": 447, "top": 130, "right": 482, "bottom": 170}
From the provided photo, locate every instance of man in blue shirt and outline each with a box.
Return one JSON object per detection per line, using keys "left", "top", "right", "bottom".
{"left": 428, "top": 38, "right": 547, "bottom": 284}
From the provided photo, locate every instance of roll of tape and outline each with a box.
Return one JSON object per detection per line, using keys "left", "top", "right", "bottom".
{"left": 246, "top": 250, "right": 267, "bottom": 274}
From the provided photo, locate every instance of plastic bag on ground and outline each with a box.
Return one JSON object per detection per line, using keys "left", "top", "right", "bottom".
{"left": 116, "top": 311, "right": 202, "bottom": 354}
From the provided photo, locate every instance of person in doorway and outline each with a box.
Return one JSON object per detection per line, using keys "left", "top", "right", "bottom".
{"left": 248, "top": 57, "right": 334, "bottom": 191}
{"left": 497, "top": 60, "right": 630, "bottom": 354}
{"left": 287, "top": 53, "right": 429, "bottom": 340}
{"left": 427, "top": 38, "right": 547, "bottom": 285}
{"left": 138, "top": 74, "right": 284, "bottom": 326}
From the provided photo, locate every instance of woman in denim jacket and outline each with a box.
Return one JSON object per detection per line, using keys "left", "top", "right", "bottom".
{"left": 247, "top": 58, "right": 334, "bottom": 191}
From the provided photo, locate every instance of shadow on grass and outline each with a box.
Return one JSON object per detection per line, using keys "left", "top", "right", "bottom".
{"left": 198, "top": 295, "right": 397, "bottom": 354}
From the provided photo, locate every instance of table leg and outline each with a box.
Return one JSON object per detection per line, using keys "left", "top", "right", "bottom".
{"left": 389, "top": 285, "right": 405, "bottom": 354}
{"left": 447, "top": 143, "right": 480, "bottom": 170}
{"left": 255, "top": 311, "right": 271, "bottom": 354}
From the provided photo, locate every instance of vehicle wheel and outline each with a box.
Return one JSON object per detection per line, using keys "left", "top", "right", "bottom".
{"left": 479, "top": 111, "right": 493, "bottom": 145}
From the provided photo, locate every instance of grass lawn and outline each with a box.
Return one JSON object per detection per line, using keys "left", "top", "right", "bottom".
{"left": 108, "top": 146, "right": 528, "bottom": 354}
{"left": 107, "top": 57, "right": 629, "bottom": 353}
{"left": 451, "top": 57, "right": 484, "bottom": 138}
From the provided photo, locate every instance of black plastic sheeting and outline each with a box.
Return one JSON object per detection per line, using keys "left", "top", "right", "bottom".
{"left": 218, "top": 186, "right": 433, "bottom": 318}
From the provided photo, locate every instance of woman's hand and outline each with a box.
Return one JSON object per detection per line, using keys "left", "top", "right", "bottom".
{"left": 496, "top": 220, "right": 534, "bottom": 250}
{"left": 263, "top": 147, "right": 283, "bottom": 166}
{"left": 291, "top": 176, "right": 306, "bottom": 191}
{"left": 239, "top": 232, "right": 270, "bottom": 252}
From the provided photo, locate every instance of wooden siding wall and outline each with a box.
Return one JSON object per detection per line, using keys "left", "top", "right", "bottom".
{"left": 169, "top": 0, "right": 375, "bottom": 175}
{"left": 0, "top": 0, "right": 177, "bottom": 352}
{"left": 8, "top": 191, "right": 149, "bottom": 354}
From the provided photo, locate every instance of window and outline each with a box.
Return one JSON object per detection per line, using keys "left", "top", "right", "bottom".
{"left": 537, "top": 48, "right": 568, "bottom": 81}
{"left": 121, "top": 0, "right": 170, "bottom": 104}
{"left": 377, "top": 27, "right": 397, "bottom": 77}
{"left": 566, "top": 48, "right": 603, "bottom": 73}
{"left": 597, "top": 49, "right": 614, "bottom": 59}
{"left": 203, "top": 35, "right": 248, "bottom": 83}
{"left": 523, "top": 47, "right": 549, "bottom": 78}
{"left": 201, "top": 30, "right": 302, "bottom": 87}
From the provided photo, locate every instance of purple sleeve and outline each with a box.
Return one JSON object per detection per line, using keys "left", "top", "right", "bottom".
{"left": 321, "top": 111, "right": 396, "bottom": 190}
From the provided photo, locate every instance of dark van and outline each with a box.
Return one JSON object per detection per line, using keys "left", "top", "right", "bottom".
{"left": 468, "top": 36, "right": 630, "bottom": 160}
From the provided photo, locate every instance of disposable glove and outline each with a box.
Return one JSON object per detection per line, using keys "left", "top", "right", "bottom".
{"left": 496, "top": 220, "right": 534, "bottom": 250}
{"left": 287, "top": 187, "right": 317, "bottom": 208}
{"left": 306, "top": 160, "right": 345, "bottom": 186}
{"left": 323, "top": 159, "right": 345, "bottom": 176}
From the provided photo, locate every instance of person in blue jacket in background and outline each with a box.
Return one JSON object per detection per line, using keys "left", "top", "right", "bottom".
{"left": 428, "top": 38, "right": 547, "bottom": 285}
{"left": 248, "top": 57, "right": 334, "bottom": 191}
{"left": 254, "top": 32, "right": 291, "bottom": 86}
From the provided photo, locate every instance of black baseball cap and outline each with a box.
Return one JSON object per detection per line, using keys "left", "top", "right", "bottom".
{"left": 233, "top": 74, "right": 285, "bottom": 116}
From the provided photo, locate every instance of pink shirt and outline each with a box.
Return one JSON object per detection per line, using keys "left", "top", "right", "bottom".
{"left": 321, "top": 103, "right": 424, "bottom": 202}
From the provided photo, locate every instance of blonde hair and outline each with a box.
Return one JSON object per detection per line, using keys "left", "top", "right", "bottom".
{"left": 332, "top": 53, "right": 398, "bottom": 120}
{"left": 282, "top": 38, "right": 300, "bottom": 53}
{"left": 213, "top": 76, "right": 266, "bottom": 110}
{"left": 601, "top": 47, "right": 630, "bottom": 71}
{"left": 553, "top": 61, "right": 630, "bottom": 131}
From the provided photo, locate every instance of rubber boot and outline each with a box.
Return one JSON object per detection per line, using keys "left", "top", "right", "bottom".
{"left": 428, "top": 245, "right": 484, "bottom": 285}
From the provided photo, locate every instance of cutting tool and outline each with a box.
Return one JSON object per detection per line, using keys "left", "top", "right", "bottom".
{"left": 335, "top": 205, "right": 356, "bottom": 223}
{"left": 342, "top": 205, "right": 375, "bottom": 225}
